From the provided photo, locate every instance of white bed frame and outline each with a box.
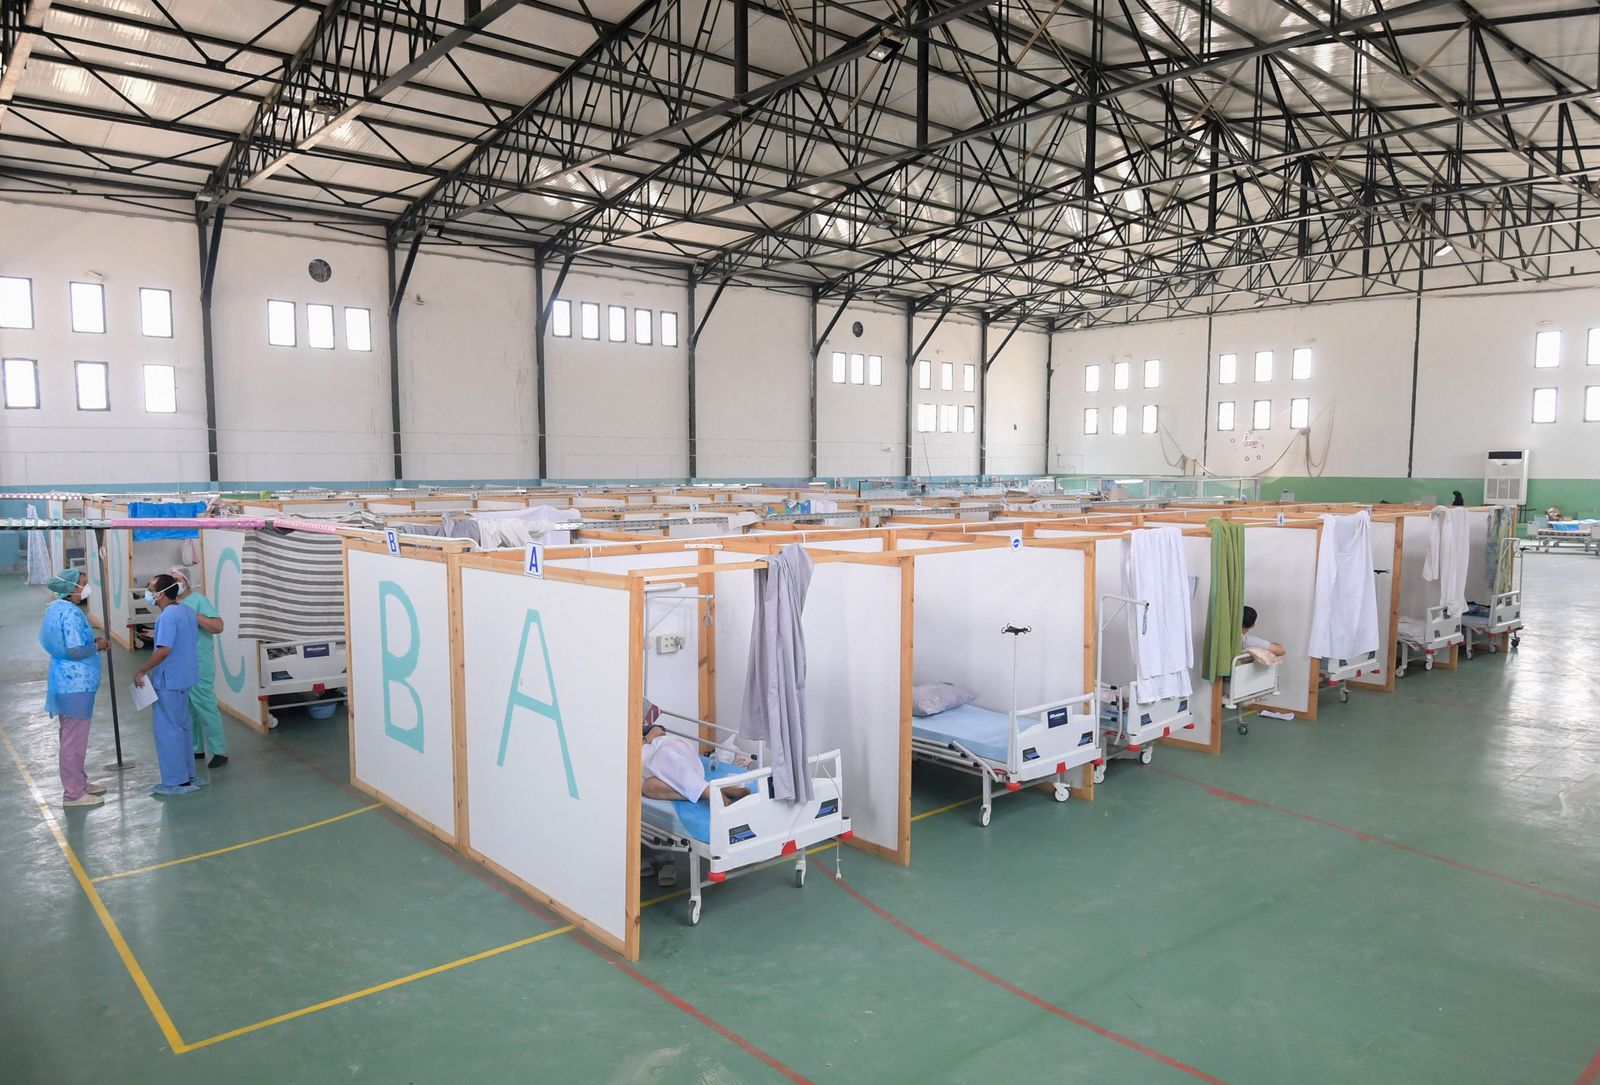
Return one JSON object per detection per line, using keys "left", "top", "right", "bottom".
{"left": 912, "top": 691, "right": 1102, "bottom": 827}
{"left": 1463, "top": 590, "right": 1523, "bottom": 657}
{"left": 258, "top": 637, "right": 349, "bottom": 724}
{"left": 1095, "top": 594, "right": 1197, "bottom": 774}
{"left": 1319, "top": 650, "right": 1379, "bottom": 705}
{"left": 1223, "top": 653, "right": 1281, "bottom": 736}
{"left": 639, "top": 714, "right": 852, "bottom": 926}
{"left": 1397, "top": 604, "right": 1463, "bottom": 677}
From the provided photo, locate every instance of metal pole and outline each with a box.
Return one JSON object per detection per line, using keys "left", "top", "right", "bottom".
{"left": 94, "top": 527, "right": 133, "bottom": 771}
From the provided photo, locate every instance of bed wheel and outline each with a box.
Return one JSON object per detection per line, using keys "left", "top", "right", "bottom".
{"left": 1053, "top": 782, "right": 1070, "bottom": 802}
{"left": 1339, "top": 687, "right": 1349, "bottom": 704}
{"left": 794, "top": 865, "right": 805, "bottom": 888}
{"left": 1512, "top": 635, "right": 1521, "bottom": 649}
{"left": 978, "top": 805, "right": 992, "bottom": 828}
{"left": 1424, "top": 660, "right": 1433, "bottom": 671}
{"left": 1092, "top": 764, "right": 1106, "bottom": 785}
{"left": 687, "top": 898, "right": 702, "bottom": 926}
{"left": 1395, "top": 668, "right": 1406, "bottom": 679}
{"left": 1237, "top": 722, "right": 1249, "bottom": 736}
{"left": 1139, "top": 748, "right": 1153, "bottom": 766}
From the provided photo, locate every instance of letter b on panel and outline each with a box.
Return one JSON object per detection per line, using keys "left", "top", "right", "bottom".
{"left": 379, "top": 580, "right": 425, "bottom": 752}
{"left": 498, "top": 609, "right": 578, "bottom": 799}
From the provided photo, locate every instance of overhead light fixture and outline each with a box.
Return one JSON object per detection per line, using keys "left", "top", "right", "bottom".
{"left": 868, "top": 30, "right": 905, "bottom": 62}
{"left": 309, "top": 92, "right": 344, "bottom": 116}
{"left": 1434, "top": 242, "right": 1454, "bottom": 260}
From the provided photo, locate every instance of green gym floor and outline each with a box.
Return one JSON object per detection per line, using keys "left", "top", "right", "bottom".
{"left": 3, "top": 559, "right": 1598, "bottom": 1085}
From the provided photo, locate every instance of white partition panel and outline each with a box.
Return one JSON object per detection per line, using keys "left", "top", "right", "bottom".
{"left": 1398, "top": 516, "right": 1435, "bottom": 619}
{"left": 348, "top": 549, "right": 457, "bottom": 839}
{"left": 1463, "top": 509, "right": 1493, "bottom": 604}
{"left": 202, "top": 528, "right": 266, "bottom": 729}
{"left": 103, "top": 526, "right": 133, "bottom": 645}
{"left": 460, "top": 568, "right": 634, "bottom": 950}
{"left": 1243, "top": 527, "right": 1319, "bottom": 713}
{"left": 1167, "top": 534, "right": 1217, "bottom": 750}
{"left": 713, "top": 556, "right": 908, "bottom": 861}
{"left": 1092, "top": 537, "right": 1134, "bottom": 685}
{"left": 910, "top": 547, "right": 1086, "bottom": 708}
{"left": 1354, "top": 520, "right": 1399, "bottom": 691}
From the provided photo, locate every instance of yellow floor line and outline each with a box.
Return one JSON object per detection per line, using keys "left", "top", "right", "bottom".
{"left": 911, "top": 796, "right": 980, "bottom": 822}
{"left": 0, "top": 726, "right": 189, "bottom": 1054}
{"left": 177, "top": 924, "right": 575, "bottom": 1054}
{"left": 92, "top": 804, "right": 382, "bottom": 884}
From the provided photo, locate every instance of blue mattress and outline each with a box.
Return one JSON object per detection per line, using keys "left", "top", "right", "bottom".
{"left": 1548, "top": 520, "right": 1598, "bottom": 532}
{"left": 640, "top": 756, "right": 751, "bottom": 844}
{"left": 913, "top": 703, "right": 1012, "bottom": 762}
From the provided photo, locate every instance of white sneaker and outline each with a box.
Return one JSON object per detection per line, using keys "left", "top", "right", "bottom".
{"left": 63, "top": 793, "right": 104, "bottom": 808}
{"left": 85, "top": 782, "right": 107, "bottom": 795}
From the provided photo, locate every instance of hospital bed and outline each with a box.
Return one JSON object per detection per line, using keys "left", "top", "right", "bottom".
{"left": 1396, "top": 604, "right": 1462, "bottom": 677}
{"left": 1319, "top": 651, "right": 1378, "bottom": 705}
{"left": 1094, "top": 595, "right": 1197, "bottom": 774}
{"left": 1223, "top": 652, "right": 1281, "bottom": 736}
{"left": 639, "top": 714, "right": 851, "bottom": 926}
{"left": 260, "top": 638, "right": 348, "bottom": 724}
{"left": 1462, "top": 591, "right": 1523, "bottom": 657}
{"left": 1526, "top": 519, "right": 1599, "bottom": 555}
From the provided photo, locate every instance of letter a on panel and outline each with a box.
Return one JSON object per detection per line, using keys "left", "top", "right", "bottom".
{"left": 379, "top": 580, "right": 425, "bottom": 752}
{"left": 498, "top": 609, "right": 578, "bottom": 798}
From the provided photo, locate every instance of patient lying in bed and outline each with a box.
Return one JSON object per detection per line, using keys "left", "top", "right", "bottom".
{"left": 640, "top": 699, "right": 751, "bottom": 806}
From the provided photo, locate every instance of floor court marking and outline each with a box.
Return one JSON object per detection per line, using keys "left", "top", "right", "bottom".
{"left": 1152, "top": 767, "right": 1600, "bottom": 912}
{"left": 1573, "top": 1047, "right": 1600, "bottom": 1085}
{"left": 91, "top": 803, "right": 382, "bottom": 883}
{"left": 0, "top": 725, "right": 188, "bottom": 1054}
{"left": 827, "top": 873, "right": 1233, "bottom": 1085}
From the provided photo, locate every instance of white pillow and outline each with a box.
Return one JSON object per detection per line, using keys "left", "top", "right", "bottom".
{"left": 911, "top": 682, "right": 977, "bottom": 717}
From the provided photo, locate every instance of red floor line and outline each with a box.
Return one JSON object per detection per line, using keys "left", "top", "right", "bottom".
{"left": 266, "top": 736, "right": 811, "bottom": 1082}
{"left": 1573, "top": 1048, "right": 1600, "bottom": 1085}
{"left": 828, "top": 874, "right": 1233, "bottom": 1085}
{"left": 1151, "top": 768, "right": 1600, "bottom": 912}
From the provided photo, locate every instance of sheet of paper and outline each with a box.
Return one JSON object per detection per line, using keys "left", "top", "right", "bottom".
{"left": 130, "top": 681, "right": 158, "bottom": 711}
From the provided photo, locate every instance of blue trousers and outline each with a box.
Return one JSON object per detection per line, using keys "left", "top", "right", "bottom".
{"left": 153, "top": 688, "right": 194, "bottom": 787}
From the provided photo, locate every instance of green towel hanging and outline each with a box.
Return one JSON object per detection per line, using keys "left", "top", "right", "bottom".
{"left": 1203, "top": 518, "right": 1245, "bottom": 681}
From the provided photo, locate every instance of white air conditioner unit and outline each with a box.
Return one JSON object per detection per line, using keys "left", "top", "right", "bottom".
{"left": 1483, "top": 450, "right": 1529, "bottom": 507}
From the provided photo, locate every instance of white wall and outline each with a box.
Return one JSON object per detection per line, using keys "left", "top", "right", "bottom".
{"left": 695, "top": 285, "right": 809, "bottom": 478}
{"left": 9, "top": 199, "right": 1600, "bottom": 488}
{"left": 544, "top": 269, "right": 688, "bottom": 479}
{"left": 907, "top": 314, "right": 979, "bottom": 476}
{"left": 400, "top": 251, "right": 538, "bottom": 481}
{"left": 0, "top": 202, "right": 210, "bottom": 485}
{"left": 1415, "top": 286, "right": 1600, "bottom": 480}
{"left": 211, "top": 227, "right": 392, "bottom": 483}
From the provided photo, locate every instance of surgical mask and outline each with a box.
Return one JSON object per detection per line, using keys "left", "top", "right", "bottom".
{"left": 144, "top": 589, "right": 157, "bottom": 608}
{"left": 78, "top": 584, "right": 92, "bottom": 605}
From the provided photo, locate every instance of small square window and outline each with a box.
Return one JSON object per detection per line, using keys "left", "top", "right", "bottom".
{"left": 1588, "top": 328, "right": 1600, "bottom": 366}
{"left": 0, "top": 277, "right": 34, "bottom": 329}
{"left": 607, "top": 305, "right": 627, "bottom": 343}
{"left": 1112, "top": 404, "right": 1128, "bottom": 434}
{"left": 1083, "top": 407, "right": 1099, "bottom": 435}
{"left": 1586, "top": 386, "right": 1600, "bottom": 422}
{"left": 1535, "top": 330, "right": 1560, "bottom": 368}
{"left": 963, "top": 363, "right": 975, "bottom": 393}
{"left": 144, "top": 364, "right": 177, "bottom": 413}
{"left": 346, "top": 307, "right": 372, "bottom": 351}
{"left": 831, "top": 351, "right": 847, "bottom": 383}
{"left": 916, "top": 402, "right": 936, "bottom": 432}
{"left": 141, "top": 288, "right": 173, "bottom": 338}
{"left": 551, "top": 299, "right": 572, "bottom": 337}
{"left": 580, "top": 302, "right": 600, "bottom": 340}
{"left": 307, "top": 303, "right": 335, "bottom": 349}
{"left": 1253, "top": 399, "right": 1272, "bottom": 430}
{"left": 1218, "top": 353, "right": 1237, "bottom": 384}
{"left": 3, "top": 358, "right": 39, "bottom": 408}
{"left": 962, "top": 404, "right": 974, "bottom": 433}
{"left": 939, "top": 403, "right": 957, "bottom": 432}
{"left": 1084, "top": 364, "right": 1100, "bottom": 393}
{"left": 941, "top": 361, "right": 954, "bottom": 391}
{"left": 660, "top": 311, "right": 678, "bottom": 348}
{"left": 1290, "top": 397, "right": 1310, "bottom": 429}
{"left": 75, "top": 361, "right": 109, "bottom": 411}
{"left": 1113, "top": 360, "right": 1130, "bottom": 390}
{"left": 267, "top": 300, "right": 295, "bottom": 347}
{"left": 635, "top": 308, "right": 652, "bottom": 345}
{"left": 1217, "top": 401, "right": 1235, "bottom": 431}
{"left": 70, "top": 282, "right": 105, "bottom": 334}
{"left": 1254, "top": 350, "right": 1273, "bottom": 382}
{"left": 850, "top": 352, "right": 865, "bottom": 385}
{"left": 868, "top": 355, "right": 882, "bottom": 386}
{"left": 1532, "top": 386, "right": 1558, "bottom": 423}
{"left": 1143, "top": 358, "right": 1160, "bottom": 388}
{"left": 1141, "top": 404, "right": 1158, "bottom": 434}
{"left": 918, "top": 359, "right": 931, "bottom": 389}
{"left": 1292, "top": 347, "right": 1312, "bottom": 380}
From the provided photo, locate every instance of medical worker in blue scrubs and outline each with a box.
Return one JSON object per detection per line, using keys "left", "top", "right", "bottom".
{"left": 133, "top": 573, "right": 208, "bottom": 797}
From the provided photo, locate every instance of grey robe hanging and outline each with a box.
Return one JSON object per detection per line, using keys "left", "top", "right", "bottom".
{"left": 740, "top": 543, "right": 815, "bottom": 802}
